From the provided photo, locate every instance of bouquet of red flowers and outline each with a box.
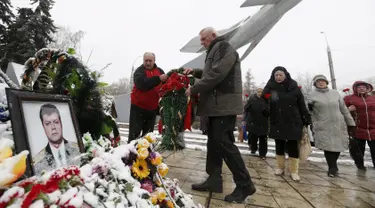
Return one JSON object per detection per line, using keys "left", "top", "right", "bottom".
{"left": 158, "top": 68, "right": 195, "bottom": 151}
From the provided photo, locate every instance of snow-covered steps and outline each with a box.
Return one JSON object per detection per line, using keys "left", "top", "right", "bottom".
{"left": 118, "top": 127, "right": 374, "bottom": 167}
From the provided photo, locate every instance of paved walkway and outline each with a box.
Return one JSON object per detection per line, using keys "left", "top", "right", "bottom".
{"left": 162, "top": 149, "right": 375, "bottom": 208}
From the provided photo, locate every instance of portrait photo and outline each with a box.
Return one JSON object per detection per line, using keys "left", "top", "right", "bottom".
{"left": 6, "top": 89, "right": 84, "bottom": 176}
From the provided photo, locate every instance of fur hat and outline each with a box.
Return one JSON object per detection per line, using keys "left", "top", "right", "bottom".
{"left": 313, "top": 74, "right": 329, "bottom": 86}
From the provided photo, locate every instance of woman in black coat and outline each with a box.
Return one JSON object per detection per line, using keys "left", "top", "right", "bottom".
{"left": 244, "top": 88, "right": 269, "bottom": 159}
{"left": 262, "top": 66, "right": 311, "bottom": 182}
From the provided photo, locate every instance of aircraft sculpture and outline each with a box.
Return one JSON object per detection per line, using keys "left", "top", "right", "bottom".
{"left": 181, "top": 0, "right": 302, "bottom": 68}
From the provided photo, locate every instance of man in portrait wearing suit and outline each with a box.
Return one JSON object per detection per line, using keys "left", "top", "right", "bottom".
{"left": 33, "top": 103, "right": 81, "bottom": 175}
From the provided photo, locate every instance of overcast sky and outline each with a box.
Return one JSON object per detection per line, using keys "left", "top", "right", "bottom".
{"left": 11, "top": 0, "right": 375, "bottom": 88}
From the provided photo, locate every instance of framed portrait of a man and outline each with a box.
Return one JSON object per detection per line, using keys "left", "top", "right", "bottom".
{"left": 6, "top": 89, "right": 84, "bottom": 176}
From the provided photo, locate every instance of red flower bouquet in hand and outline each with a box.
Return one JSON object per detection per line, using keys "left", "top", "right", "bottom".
{"left": 158, "top": 68, "right": 195, "bottom": 151}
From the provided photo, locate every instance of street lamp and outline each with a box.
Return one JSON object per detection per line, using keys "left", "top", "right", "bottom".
{"left": 320, "top": 31, "right": 337, "bottom": 90}
{"left": 130, "top": 55, "right": 143, "bottom": 87}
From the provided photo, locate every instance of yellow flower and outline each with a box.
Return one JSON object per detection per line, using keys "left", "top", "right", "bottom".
{"left": 137, "top": 148, "right": 149, "bottom": 160}
{"left": 157, "top": 163, "right": 169, "bottom": 177}
{"left": 151, "top": 152, "right": 162, "bottom": 166}
{"left": 151, "top": 194, "right": 158, "bottom": 205}
{"left": 137, "top": 139, "right": 150, "bottom": 149}
{"left": 0, "top": 147, "right": 13, "bottom": 162}
{"left": 145, "top": 133, "right": 157, "bottom": 144}
{"left": 155, "top": 188, "right": 166, "bottom": 202}
{"left": 132, "top": 159, "right": 150, "bottom": 179}
{"left": 166, "top": 200, "right": 174, "bottom": 208}
{"left": 154, "top": 177, "right": 162, "bottom": 187}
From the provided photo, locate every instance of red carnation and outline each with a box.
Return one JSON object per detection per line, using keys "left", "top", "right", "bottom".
{"left": 343, "top": 88, "right": 350, "bottom": 92}
{"left": 264, "top": 93, "right": 271, "bottom": 99}
{"left": 298, "top": 85, "right": 302, "bottom": 89}
{"left": 22, "top": 184, "right": 45, "bottom": 208}
{"left": 245, "top": 93, "right": 249, "bottom": 97}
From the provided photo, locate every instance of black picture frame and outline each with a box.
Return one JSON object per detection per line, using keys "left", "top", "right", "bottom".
{"left": 5, "top": 88, "right": 84, "bottom": 177}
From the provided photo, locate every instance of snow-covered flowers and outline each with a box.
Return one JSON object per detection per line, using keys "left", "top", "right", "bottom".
{"left": 0, "top": 132, "right": 202, "bottom": 208}
{"left": 150, "top": 152, "right": 163, "bottom": 166}
{"left": 158, "top": 163, "right": 169, "bottom": 177}
{"left": 137, "top": 147, "right": 149, "bottom": 160}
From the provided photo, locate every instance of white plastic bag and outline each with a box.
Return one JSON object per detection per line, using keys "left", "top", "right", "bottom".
{"left": 299, "top": 126, "right": 312, "bottom": 161}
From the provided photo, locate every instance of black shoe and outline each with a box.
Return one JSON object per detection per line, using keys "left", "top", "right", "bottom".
{"left": 250, "top": 151, "right": 256, "bottom": 154}
{"left": 356, "top": 164, "right": 367, "bottom": 171}
{"left": 224, "top": 184, "right": 256, "bottom": 203}
{"left": 327, "top": 169, "right": 339, "bottom": 178}
{"left": 191, "top": 177, "right": 223, "bottom": 193}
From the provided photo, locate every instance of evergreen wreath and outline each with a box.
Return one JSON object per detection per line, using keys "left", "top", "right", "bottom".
{"left": 20, "top": 48, "right": 120, "bottom": 143}
{"left": 158, "top": 68, "right": 196, "bottom": 151}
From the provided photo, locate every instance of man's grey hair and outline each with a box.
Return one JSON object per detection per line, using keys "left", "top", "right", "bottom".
{"left": 143, "top": 52, "right": 155, "bottom": 60}
{"left": 199, "top": 27, "right": 218, "bottom": 36}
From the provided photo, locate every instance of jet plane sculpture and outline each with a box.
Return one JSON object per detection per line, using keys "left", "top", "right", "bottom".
{"left": 181, "top": 0, "right": 302, "bottom": 68}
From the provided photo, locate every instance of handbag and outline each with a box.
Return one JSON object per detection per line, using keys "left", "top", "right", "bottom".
{"left": 299, "top": 126, "right": 312, "bottom": 161}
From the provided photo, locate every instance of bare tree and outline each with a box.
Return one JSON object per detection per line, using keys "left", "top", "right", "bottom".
{"left": 105, "top": 77, "right": 132, "bottom": 96}
{"left": 295, "top": 72, "right": 314, "bottom": 101}
{"left": 243, "top": 68, "right": 257, "bottom": 98}
{"left": 48, "top": 26, "right": 85, "bottom": 60}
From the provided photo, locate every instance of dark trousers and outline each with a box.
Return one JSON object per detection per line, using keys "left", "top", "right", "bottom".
{"left": 275, "top": 139, "right": 299, "bottom": 158}
{"left": 324, "top": 151, "right": 340, "bottom": 173}
{"left": 248, "top": 134, "right": 267, "bottom": 157}
{"left": 350, "top": 138, "right": 375, "bottom": 167}
{"left": 128, "top": 104, "right": 157, "bottom": 142}
{"left": 206, "top": 115, "right": 253, "bottom": 187}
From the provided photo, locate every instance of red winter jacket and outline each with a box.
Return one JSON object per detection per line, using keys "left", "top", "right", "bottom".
{"left": 131, "top": 64, "right": 165, "bottom": 111}
{"left": 344, "top": 81, "right": 375, "bottom": 140}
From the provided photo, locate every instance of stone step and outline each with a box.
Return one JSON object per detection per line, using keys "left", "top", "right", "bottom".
{"left": 118, "top": 128, "right": 373, "bottom": 161}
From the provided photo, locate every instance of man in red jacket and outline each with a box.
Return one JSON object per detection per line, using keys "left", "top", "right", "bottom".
{"left": 344, "top": 81, "right": 375, "bottom": 170}
{"left": 128, "top": 52, "right": 168, "bottom": 142}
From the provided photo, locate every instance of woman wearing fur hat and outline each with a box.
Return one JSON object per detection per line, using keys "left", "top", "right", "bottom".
{"left": 308, "top": 75, "right": 356, "bottom": 177}
{"left": 262, "top": 66, "right": 311, "bottom": 181}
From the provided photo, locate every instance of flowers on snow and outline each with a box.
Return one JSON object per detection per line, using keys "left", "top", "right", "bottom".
{"left": 0, "top": 132, "right": 202, "bottom": 208}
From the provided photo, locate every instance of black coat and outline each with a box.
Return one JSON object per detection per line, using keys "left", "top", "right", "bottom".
{"left": 263, "top": 79, "right": 311, "bottom": 141}
{"left": 244, "top": 94, "right": 269, "bottom": 136}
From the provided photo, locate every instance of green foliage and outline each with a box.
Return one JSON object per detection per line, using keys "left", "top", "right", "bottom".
{"left": 67, "top": 47, "right": 76, "bottom": 55}
{"left": 158, "top": 68, "right": 195, "bottom": 151}
{"left": 159, "top": 92, "right": 188, "bottom": 151}
{"left": 0, "top": 0, "right": 57, "bottom": 71}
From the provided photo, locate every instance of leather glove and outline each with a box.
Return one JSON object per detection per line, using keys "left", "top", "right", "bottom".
{"left": 347, "top": 126, "right": 355, "bottom": 138}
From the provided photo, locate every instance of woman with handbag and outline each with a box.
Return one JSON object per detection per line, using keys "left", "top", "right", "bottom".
{"left": 308, "top": 74, "right": 356, "bottom": 177}
{"left": 262, "top": 66, "right": 311, "bottom": 181}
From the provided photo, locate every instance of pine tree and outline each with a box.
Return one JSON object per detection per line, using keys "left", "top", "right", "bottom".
{"left": 0, "top": 0, "right": 57, "bottom": 71}
{"left": 0, "top": 8, "right": 36, "bottom": 71}
{"left": 31, "top": 0, "right": 57, "bottom": 49}
{"left": 0, "top": 0, "right": 15, "bottom": 71}
{"left": 0, "top": 0, "right": 14, "bottom": 35}
{"left": 243, "top": 68, "right": 257, "bottom": 97}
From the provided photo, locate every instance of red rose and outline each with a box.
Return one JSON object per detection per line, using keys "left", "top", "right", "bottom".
{"left": 343, "top": 88, "right": 350, "bottom": 92}
{"left": 264, "top": 93, "right": 271, "bottom": 99}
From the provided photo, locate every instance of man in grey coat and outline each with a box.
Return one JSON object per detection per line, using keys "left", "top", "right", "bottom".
{"left": 184, "top": 27, "right": 256, "bottom": 203}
